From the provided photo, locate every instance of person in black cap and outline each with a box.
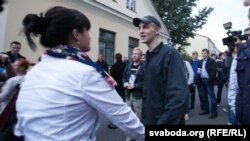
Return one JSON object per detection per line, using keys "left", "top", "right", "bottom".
{"left": 133, "top": 16, "right": 189, "bottom": 125}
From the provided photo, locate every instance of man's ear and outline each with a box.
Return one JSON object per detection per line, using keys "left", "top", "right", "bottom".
{"left": 155, "top": 27, "right": 161, "bottom": 34}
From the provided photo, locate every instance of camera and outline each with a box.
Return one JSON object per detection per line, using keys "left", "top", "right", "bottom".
{"left": 222, "top": 22, "right": 248, "bottom": 46}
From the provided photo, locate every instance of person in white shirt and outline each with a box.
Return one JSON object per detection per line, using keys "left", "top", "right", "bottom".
{"left": 15, "top": 6, "right": 144, "bottom": 141}
{"left": 0, "top": 58, "right": 29, "bottom": 113}
{"left": 183, "top": 60, "right": 194, "bottom": 121}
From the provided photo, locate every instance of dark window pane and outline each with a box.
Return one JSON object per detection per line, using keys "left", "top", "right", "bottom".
{"left": 128, "top": 37, "right": 139, "bottom": 61}
{"left": 99, "top": 29, "right": 115, "bottom": 67}
{"left": 126, "top": 0, "right": 135, "bottom": 11}
{"left": 106, "top": 32, "right": 114, "bottom": 41}
{"left": 99, "top": 31, "right": 105, "bottom": 39}
{"left": 106, "top": 43, "right": 114, "bottom": 49}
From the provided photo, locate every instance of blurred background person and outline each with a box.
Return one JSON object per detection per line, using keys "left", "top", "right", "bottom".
{"left": 216, "top": 52, "right": 227, "bottom": 106}
{"left": 189, "top": 51, "right": 202, "bottom": 110}
{"left": 183, "top": 60, "right": 194, "bottom": 121}
{"left": 5, "top": 41, "right": 26, "bottom": 63}
{"left": 228, "top": 36, "right": 242, "bottom": 125}
{"left": 107, "top": 53, "right": 126, "bottom": 129}
{"left": 123, "top": 47, "right": 144, "bottom": 120}
{"left": 0, "top": 53, "right": 16, "bottom": 84}
{"left": 96, "top": 52, "right": 109, "bottom": 73}
{"left": 123, "top": 47, "right": 144, "bottom": 141}
{"left": 229, "top": 27, "right": 250, "bottom": 124}
{"left": 0, "top": 58, "right": 29, "bottom": 113}
{"left": 199, "top": 49, "right": 218, "bottom": 119}
{"left": 123, "top": 56, "right": 129, "bottom": 64}
{"left": 110, "top": 53, "right": 126, "bottom": 101}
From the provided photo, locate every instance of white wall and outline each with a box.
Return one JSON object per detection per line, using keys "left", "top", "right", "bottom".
{"left": 0, "top": 3, "right": 8, "bottom": 52}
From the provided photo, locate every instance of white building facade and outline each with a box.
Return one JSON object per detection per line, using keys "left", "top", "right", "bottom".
{"left": 186, "top": 34, "right": 221, "bottom": 59}
{"left": 0, "top": 0, "right": 169, "bottom": 65}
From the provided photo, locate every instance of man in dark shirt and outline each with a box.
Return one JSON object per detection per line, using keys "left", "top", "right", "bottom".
{"left": 108, "top": 53, "right": 126, "bottom": 129}
{"left": 123, "top": 47, "right": 144, "bottom": 141}
{"left": 110, "top": 53, "right": 126, "bottom": 101}
{"left": 199, "top": 49, "right": 218, "bottom": 119}
{"left": 133, "top": 16, "right": 189, "bottom": 125}
{"left": 123, "top": 47, "right": 144, "bottom": 120}
{"left": 95, "top": 53, "right": 109, "bottom": 73}
{"left": 5, "top": 41, "right": 26, "bottom": 63}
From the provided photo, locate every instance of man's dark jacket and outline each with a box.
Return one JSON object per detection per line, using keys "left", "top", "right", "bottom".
{"left": 199, "top": 57, "right": 217, "bottom": 85}
{"left": 96, "top": 60, "right": 109, "bottom": 73}
{"left": 5, "top": 51, "right": 26, "bottom": 63}
{"left": 110, "top": 60, "right": 126, "bottom": 100}
{"left": 142, "top": 42, "right": 189, "bottom": 125}
{"left": 235, "top": 41, "right": 250, "bottom": 124}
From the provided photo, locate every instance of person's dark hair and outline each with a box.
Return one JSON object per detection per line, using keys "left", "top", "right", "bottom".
{"left": 201, "top": 48, "right": 209, "bottom": 54}
{"left": 192, "top": 51, "right": 198, "bottom": 55}
{"left": 15, "top": 58, "right": 30, "bottom": 71}
{"left": 115, "top": 53, "right": 122, "bottom": 62}
{"left": 10, "top": 41, "right": 21, "bottom": 46}
{"left": 218, "top": 52, "right": 224, "bottom": 58}
{"left": 22, "top": 6, "right": 91, "bottom": 51}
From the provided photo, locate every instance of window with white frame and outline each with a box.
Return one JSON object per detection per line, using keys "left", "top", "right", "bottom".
{"left": 126, "top": 0, "right": 135, "bottom": 12}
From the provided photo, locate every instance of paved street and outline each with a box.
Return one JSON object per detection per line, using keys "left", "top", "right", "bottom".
{"left": 186, "top": 86, "right": 229, "bottom": 125}
{"left": 95, "top": 86, "right": 229, "bottom": 140}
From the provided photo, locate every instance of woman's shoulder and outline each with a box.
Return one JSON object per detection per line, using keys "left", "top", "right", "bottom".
{"left": 41, "top": 55, "right": 95, "bottom": 71}
{"left": 7, "top": 75, "right": 24, "bottom": 83}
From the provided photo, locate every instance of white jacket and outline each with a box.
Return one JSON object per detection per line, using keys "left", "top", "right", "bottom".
{"left": 15, "top": 55, "right": 144, "bottom": 141}
{"left": 228, "top": 55, "right": 239, "bottom": 114}
{"left": 184, "top": 61, "right": 194, "bottom": 85}
{"left": 0, "top": 75, "right": 24, "bottom": 113}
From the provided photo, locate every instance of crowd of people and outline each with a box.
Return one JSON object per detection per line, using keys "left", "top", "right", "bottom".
{"left": 0, "top": 0, "right": 250, "bottom": 141}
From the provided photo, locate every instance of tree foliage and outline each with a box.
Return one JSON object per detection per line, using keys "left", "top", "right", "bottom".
{"left": 152, "top": 0, "right": 214, "bottom": 51}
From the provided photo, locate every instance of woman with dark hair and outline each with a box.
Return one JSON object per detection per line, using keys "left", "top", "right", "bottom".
{"left": 14, "top": 6, "right": 144, "bottom": 141}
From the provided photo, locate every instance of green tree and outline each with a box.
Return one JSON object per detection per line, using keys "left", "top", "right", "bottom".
{"left": 152, "top": 0, "right": 214, "bottom": 51}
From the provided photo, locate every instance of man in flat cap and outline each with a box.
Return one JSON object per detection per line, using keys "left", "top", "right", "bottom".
{"left": 133, "top": 16, "right": 189, "bottom": 125}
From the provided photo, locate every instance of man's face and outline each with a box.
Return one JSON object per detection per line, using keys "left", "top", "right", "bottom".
{"left": 202, "top": 51, "right": 208, "bottom": 59}
{"left": 192, "top": 53, "right": 198, "bottom": 59}
{"left": 220, "top": 53, "right": 225, "bottom": 60}
{"left": 10, "top": 43, "right": 21, "bottom": 54}
{"left": 138, "top": 22, "right": 160, "bottom": 44}
{"left": 132, "top": 50, "right": 142, "bottom": 63}
{"left": 244, "top": 29, "right": 250, "bottom": 40}
{"left": 98, "top": 54, "right": 104, "bottom": 60}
